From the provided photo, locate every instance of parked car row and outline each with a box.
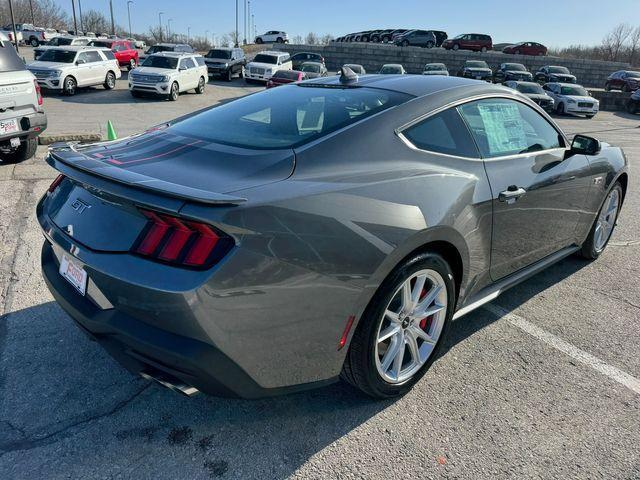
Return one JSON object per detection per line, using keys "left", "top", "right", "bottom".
{"left": 335, "top": 28, "right": 547, "bottom": 56}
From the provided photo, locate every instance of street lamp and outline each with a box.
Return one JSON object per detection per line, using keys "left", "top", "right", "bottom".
{"left": 109, "top": 0, "right": 115, "bottom": 36}
{"left": 234, "top": 0, "right": 238, "bottom": 47}
{"left": 78, "top": 0, "right": 83, "bottom": 33}
{"left": 70, "top": 0, "right": 78, "bottom": 36}
{"left": 127, "top": 1, "right": 133, "bottom": 39}
{"left": 28, "top": 0, "right": 35, "bottom": 24}
{"left": 8, "top": 0, "right": 18, "bottom": 52}
{"left": 167, "top": 19, "right": 173, "bottom": 41}
{"left": 187, "top": 26, "right": 191, "bottom": 42}
{"left": 158, "top": 11, "right": 164, "bottom": 42}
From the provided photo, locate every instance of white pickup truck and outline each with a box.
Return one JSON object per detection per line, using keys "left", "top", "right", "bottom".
{"left": 1, "top": 23, "right": 46, "bottom": 46}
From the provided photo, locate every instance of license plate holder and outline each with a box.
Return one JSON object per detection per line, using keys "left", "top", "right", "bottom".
{"left": 0, "top": 118, "right": 19, "bottom": 135}
{"left": 59, "top": 254, "right": 88, "bottom": 296}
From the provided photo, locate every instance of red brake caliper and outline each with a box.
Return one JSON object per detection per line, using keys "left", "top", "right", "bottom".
{"left": 418, "top": 287, "right": 432, "bottom": 330}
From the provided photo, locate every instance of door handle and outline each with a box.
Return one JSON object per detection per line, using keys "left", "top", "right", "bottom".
{"left": 498, "top": 186, "right": 526, "bottom": 204}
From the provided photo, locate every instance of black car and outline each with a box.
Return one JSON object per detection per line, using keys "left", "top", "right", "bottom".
{"left": 493, "top": 63, "right": 533, "bottom": 83}
{"left": 457, "top": 60, "right": 493, "bottom": 81}
{"left": 370, "top": 29, "right": 394, "bottom": 42}
{"left": 535, "top": 65, "right": 576, "bottom": 84}
{"left": 627, "top": 89, "right": 640, "bottom": 114}
{"left": 204, "top": 47, "right": 246, "bottom": 81}
{"left": 504, "top": 80, "right": 555, "bottom": 112}
{"left": 291, "top": 51, "right": 325, "bottom": 70}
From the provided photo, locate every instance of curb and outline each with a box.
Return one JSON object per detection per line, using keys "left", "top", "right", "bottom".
{"left": 39, "top": 133, "right": 103, "bottom": 145}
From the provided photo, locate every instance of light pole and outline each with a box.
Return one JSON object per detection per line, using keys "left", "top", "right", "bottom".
{"left": 205, "top": 29, "right": 209, "bottom": 46}
{"left": 158, "top": 12, "right": 164, "bottom": 42}
{"left": 109, "top": 0, "right": 115, "bottom": 36}
{"left": 243, "top": 0, "right": 247, "bottom": 45}
{"left": 167, "top": 19, "right": 173, "bottom": 41}
{"left": 71, "top": 0, "right": 78, "bottom": 36}
{"left": 8, "top": 0, "right": 18, "bottom": 52}
{"left": 77, "top": 0, "right": 83, "bottom": 33}
{"left": 248, "top": 0, "right": 251, "bottom": 43}
{"left": 28, "top": 0, "right": 35, "bottom": 24}
{"left": 252, "top": 14, "right": 255, "bottom": 40}
{"left": 187, "top": 26, "right": 191, "bottom": 42}
{"left": 127, "top": 1, "right": 133, "bottom": 39}
{"left": 234, "top": 0, "right": 238, "bottom": 47}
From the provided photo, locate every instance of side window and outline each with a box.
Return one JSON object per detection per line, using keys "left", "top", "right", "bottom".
{"left": 102, "top": 50, "right": 116, "bottom": 61}
{"left": 84, "top": 50, "right": 102, "bottom": 62}
{"left": 402, "top": 108, "right": 479, "bottom": 158}
{"left": 458, "top": 98, "right": 563, "bottom": 158}
{"left": 282, "top": 54, "right": 290, "bottom": 63}
{"left": 179, "top": 58, "right": 189, "bottom": 69}
{"left": 76, "top": 52, "right": 88, "bottom": 63}
{"left": 186, "top": 57, "right": 196, "bottom": 68}
{"left": 195, "top": 56, "right": 205, "bottom": 66}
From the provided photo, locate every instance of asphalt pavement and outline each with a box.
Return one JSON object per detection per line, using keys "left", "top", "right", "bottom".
{"left": 0, "top": 74, "right": 639, "bottom": 479}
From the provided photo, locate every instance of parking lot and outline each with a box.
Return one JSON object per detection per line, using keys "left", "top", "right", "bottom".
{"left": 1, "top": 67, "right": 640, "bottom": 479}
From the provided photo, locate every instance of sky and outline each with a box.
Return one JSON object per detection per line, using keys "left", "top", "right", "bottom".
{"left": 69, "top": 0, "right": 640, "bottom": 47}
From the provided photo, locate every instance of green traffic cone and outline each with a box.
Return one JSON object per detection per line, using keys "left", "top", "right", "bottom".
{"left": 106, "top": 120, "right": 117, "bottom": 141}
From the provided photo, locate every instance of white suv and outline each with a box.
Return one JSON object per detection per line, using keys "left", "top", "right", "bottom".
{"left": 255, "top": 30, "right": 288, "bottom": 44}
{"left": 543, "top": 82, "right": 599, "bottom": 118}
{"left": 0, "top": 33, "right": 47, "bottom": 163}
{"left": 34, "top": 36, "right": 91, "bottom": 60}
{"left": 129, "top": 52, "right": 207, "bottom": 101}
{"left": 28, "top": 46, "right": 121, "bottom": 95}
{"left": 245, "top": 51, "right": 292, "bottom": 83}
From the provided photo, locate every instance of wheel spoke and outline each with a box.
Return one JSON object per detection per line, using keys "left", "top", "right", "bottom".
{"left": 401, "top": 281, "right": 413, "bottom": 312}
{"left": 378, "top": 324, "right": 400, "bottom": 343}
{"left": 405, "top": 329, "right": 421, "bottom": 364}
{"left": 390, "top": 336, "right": 405, "bottom": 380}
{"left": 380, "top": 334, "right": 402, "bottom": 372}
{"left": 411, "top": 325, "right": 435, "bottom": 344}
{"left": 411, "top": 274, "right": 427, "bottom": 308}
{"left": 385, "top": 309, "right": 401, "bottom": 324}
{"left": 414, "top": 285, "right": 443, "bottom": 316}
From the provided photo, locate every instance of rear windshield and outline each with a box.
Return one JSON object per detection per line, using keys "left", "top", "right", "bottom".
{"left": 39, "top": 49, "right": 76, "bottom": 63}
{"left": 561, "top": 86, "right": 588, "bottom": 96}
{"left": 146, "top": 45, "right": 173, "bottom": 54}
{"left": 53, "top": 37, "right": 73, "bottom": 46}
{"left": 301, "top": 63, "right": 320, "bottom": 73}
{"left": 206, "top": 49, "right": 232, "bottom": 59}
{"left": 424, "top": 64, "right": 446, "bottom": 71}
{"left": 253, "top": 54, "right": 278, "bottom": 64}
{"left": 141, "top": 56, "right": 177, "bottom": 69}
{"left": 466, "top": 61, "right": 488, "bottom": 68}
{"left": 504, "top": 63, "right": 526, "bottom": 71}
{"left": 272, "top": 70, "right": 300, "bottom": 80}
{"left": 88, "top": 40, "right": 112, "bottom": 48}
{"left": 516, "top": 83, "right": 544, "bottom": 94}
{"left": 549, "top": 66, "right": 570, "bottom": 74}
{"left": 169, "top": 85, "right": 412, "bottom": 149}
{"left": 0, "top": 40, "right": 26, "bottom": 72}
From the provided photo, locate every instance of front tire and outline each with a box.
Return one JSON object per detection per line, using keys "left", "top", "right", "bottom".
{"left": 276, "top": 37, "right": 283, "bottom": 43}
{"left": 168, "top": 82, "right": 179, "bottom": 101}
{"left": 579, "top": 182, "right": 623, "bottom": 259}
{"left": 63, "top": 76, "right": 77, "bottom": 95}
{"left": 0, "top": 137, "right": 38, "bottom": 164}
{"left": 128, "top": 58, "right": 137, "bottom": 70}
{"left": 255, "top": 37, "right": 263, "bottom": 44}
{"left": 30, "top": 37, "right": 39, "bottom": 47}
{"left": 556, "top": 102, "right": 565, "bottom": 115}
{"left": 452, "top": 44, "right": 459, "bottom": 51}
{"left": 341, "top": 252, "right": 455, "bottom": 398}
{"left": 481, "top": 46, "right": 488, "bottom": 53}
{"left": 402, "top": 40, "right": 409, "bottom": 47}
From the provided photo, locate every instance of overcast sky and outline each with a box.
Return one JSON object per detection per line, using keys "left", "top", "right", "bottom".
{"left": 71, "top": 0, "right": 639, "bottom": 47}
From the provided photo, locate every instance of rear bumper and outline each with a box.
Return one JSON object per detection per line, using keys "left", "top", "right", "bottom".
{"left": 0, "top": 111, "right": 47, "bottom": 141}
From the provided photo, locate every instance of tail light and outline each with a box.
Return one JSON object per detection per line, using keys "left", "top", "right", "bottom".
{"left": 48, "top": 174, "right": 65, "bottom": 193}
{"left": 132, "top": 209, "right": 234, "bottom": 269}
{"left": 34, "top": 80, "right": 43, "bottom": 106}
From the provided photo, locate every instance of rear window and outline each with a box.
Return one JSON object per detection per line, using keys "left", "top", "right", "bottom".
{"left": 300, "top": 63, "right": 320, "bottom": 73}
{"left": 146, "top": 45, "right": 173, "bottom": 54}
{"left": 272, "top": 70, "right": 300, "bottom": 80}
{"left": 253, "top": 54, "right": 278, "bottom": 64}
{"left": 169, "top": 85, "right": 412, "bottom": 150}
{"left": 516, "top": 83, "right": 544, "bottom": 94}
{"left": 54, "top": 37, "right": 73, "bottom": 46}
{"left": 0, "top": 40, "right": 27, "bottom": 72}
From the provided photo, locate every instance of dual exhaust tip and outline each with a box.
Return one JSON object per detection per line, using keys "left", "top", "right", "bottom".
{"left": 140, "top": 370, "right": 199, "bottom": 397}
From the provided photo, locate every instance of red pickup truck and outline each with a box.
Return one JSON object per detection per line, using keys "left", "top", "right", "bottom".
{"left": 88, "top": 39, "right": 139, "bottom": 70}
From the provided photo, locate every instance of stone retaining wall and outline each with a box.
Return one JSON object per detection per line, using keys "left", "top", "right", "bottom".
{"left": 272, "top": 43, "right": 631, "bottom": 89}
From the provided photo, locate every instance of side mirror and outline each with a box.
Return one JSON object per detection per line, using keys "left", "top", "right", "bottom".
{"left": 179, "top": 66, "right": 186, "bottom": 71}
{"left": 76, "top": 59, "right": 85, "bottom": 65}
{"left": 569, "top": 134, "right": 601, "bottom": 156}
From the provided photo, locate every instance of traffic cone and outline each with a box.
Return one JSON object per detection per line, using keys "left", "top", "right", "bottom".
{"left": 106, "top": 120, "right": 117, "bottom": 141}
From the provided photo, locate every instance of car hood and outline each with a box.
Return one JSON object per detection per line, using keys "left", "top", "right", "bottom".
{"left": 526, "top": 93, "right": 553, "bottom": 102}
{"left": 132, "top": 66, "right": 174, "bottom": 75}
{"left": 465, "top": 68, "right": 492, "bottom": 74}
{"left": 47, "top": 127, "right": 296, "bottom": 201}
{"left": 247, "top": 62, "right": 277, "bottom": 69}
{"left": 28, "top": 60, "right": 71, "bottom": 70}
{"left": 549, "top": 73, "right": 576, "bottom": 81}
{"left": 505, "top": 70, "right": 532, "bottom": 76}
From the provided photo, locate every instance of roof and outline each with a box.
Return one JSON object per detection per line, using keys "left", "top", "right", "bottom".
{"left": 41, "top": 45, "right": 108, "bottom": 51}
{"left": 302, "top": 74, "right": 505, "bottom": 97}
{"left": 147, "top": 51, "right": 198, "bottom": 58}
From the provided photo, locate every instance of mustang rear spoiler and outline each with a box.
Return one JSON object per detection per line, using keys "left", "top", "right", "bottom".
{"left": 47, "top": 150, "right": 247, "bottom": 206}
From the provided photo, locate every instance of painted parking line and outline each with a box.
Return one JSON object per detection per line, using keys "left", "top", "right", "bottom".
{"left": 484, "top": 303, "right": 640, "bottom": 395}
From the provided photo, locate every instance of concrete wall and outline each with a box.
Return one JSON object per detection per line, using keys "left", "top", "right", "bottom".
{"left": 273, "top": 43, "right": 631, "bottom": 88}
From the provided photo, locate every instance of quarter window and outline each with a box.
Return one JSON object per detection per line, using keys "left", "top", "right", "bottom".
{"left": 458, "top": 98, "right": 563, "bottom": 158}
{"left": 402, "top": 108, "right": 479, "bottom": 158}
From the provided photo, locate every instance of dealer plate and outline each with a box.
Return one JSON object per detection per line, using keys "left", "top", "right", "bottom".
{"left": 59, "top": 254, "right": 87, "bottom": 296}
{"left": 0, "top": 118, "right": 19, "bottom": 135}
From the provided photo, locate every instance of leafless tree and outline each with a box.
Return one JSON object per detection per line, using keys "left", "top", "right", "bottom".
{"left": 0, "top": 0, "right": 68, "bottom": 30}
{"left": 291, "top": 34, "right": 303, "bottom": 45}
{"left": 320, "top": 34, "right": 334, "bottom": 45}
{"left": 81, "top": 9, "right": 109, "bottom": 34}
{"left": 628, "top": 26, "right": 640, "bottom": 66}
{"left": 305, "top": 32, "right": 318, "bottom": 45}
{"left": 601, "top": 23, "right": 633, "bottom": 62}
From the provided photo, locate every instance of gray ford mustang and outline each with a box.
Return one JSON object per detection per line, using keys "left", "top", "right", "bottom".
{"left": 38, "top": 72, "right": 628, "bottom": 399}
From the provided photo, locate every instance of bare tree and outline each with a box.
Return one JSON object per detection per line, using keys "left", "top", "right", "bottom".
{"left": 0, "top": 0, "right": 69, "bottom": 29}
{"left": 628, "top": 26, "right": 640, "bottom": 66}
{"left": 81, "top": 10, "right": 109, "bottom": 34}
{"left": 320, "top": 34, "right": 334, "bottom": 45}
{"left": 602, "top": 23, "right": 633, "bottom": 61}
{"left": 291, "top": 34, "right": 303, "bottom": 45}
{"left": 305, "top": 32, "right": 318, "bottom": 45}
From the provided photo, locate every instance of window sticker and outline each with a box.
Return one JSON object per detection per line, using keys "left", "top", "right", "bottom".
{"left": 477, "top": 102, "right": 527, "bottom": 156}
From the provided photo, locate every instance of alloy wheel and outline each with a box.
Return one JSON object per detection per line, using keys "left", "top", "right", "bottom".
{"left": 594, "top": 188, "right": 620, "bottom": 252}
{"left": 64, "top": 77, "right": 76, "bottom": 95}
{"left": 374, "top": 269, "right": 447, "bottom": 384}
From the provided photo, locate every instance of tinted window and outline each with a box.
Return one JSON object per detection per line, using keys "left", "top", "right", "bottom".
{"left": 253, "top": 54, "right": 278, "bottom": 64}
{"left": 142, "top": 55, "right": 178, "bottom": 69}
{"left": 560, "top": 86, "right": 588, "bottom": 96}
{"left": 272, "top": 70, "right": 300, "bottom": 80}
{"left": 146, "top": 45, "right": 173, "bottom": 54}
{"left": 403, "top": 108, "right": 478, "bottom": 158}
{"left": 458, "top": 98, "right": 563, "bottom": 158}
{"left": 516, "top": 83, "right": 544, "bottom": 94}
{"left": 503, "top": 63, "right": 526, "bottom": 71}
{"left": 169, "top": 85, "right": 411, "bottom": 150}
{"left": 467, "top": 61, "right": 488, "bottom": 68}
{"left": 39, "top": 49, "right": 76, "bottom": 63}
{"left": 54, "top": 37, "right": 73, "bottom": 45}
{"left": 102, "top": 50, "right": 116, "bottom": 60}
{"left": 548, "top": 66, "right": 570, "bottom": 74}
{"left": 300, "top": 63, "right": 320, "bottom": 73}
{"left": 206, "top": 49, "right": 232, "bottom": 59}
{"left": 84, "top": 50, "right": 102, "bottom": 63}
{"left": 626, "top": 71, "right": 640, "bottom": 78}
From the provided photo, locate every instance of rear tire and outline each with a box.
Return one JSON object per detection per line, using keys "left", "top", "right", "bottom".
{"left": 402, "top": 40, "right": 409, "bottom": 47}
{"left": 481, "top": 46, "right": 488, "bottom": 53}
{"left": 276, "top": 37, "right": 283, "bottom": 43}
{"left": 341, "top": 252, "right": 455, "bottom": 399}
{"left": 622, "top": 84, "right": 630, "bottom": 93}
{"left": 452, "top": 44, "right": 459, "bottom": 51}
{"left": 426, "top": 41, "right": 434, "bottom": 48}
{"left": 0, "top": 137, "right": 38, "bottom": 164}
{"left": 195, "top": 76, "right": 205, "bottom": 93}
{"left": 226, "top": 69, "right": 232, "bottom": 82}
{"left": 605, "top": 82, "right": 611, "bottom": 91}
{"left": 579, "top": 182, "right": 623, "bottom": 259}
{"left": 255, "top": 37, "right": 263, "bottom": 44}
{"left": 104, "top": 71, "right": 116, "bottom": 90}
{"left": 556, "top": 102, "right": 565, "bottom": 115}
{"left": 627, "top": 101, "right": 639, "bottom": 114}
{"left": 30, "top": 37, "right": 39, "bottom": 47}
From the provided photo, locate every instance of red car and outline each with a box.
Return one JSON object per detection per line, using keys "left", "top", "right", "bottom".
{"left": 266, "top": 70, "right": 306, "bottom": 88}
{"left": 605, "top": 70, "right": 640, "bottom": 92}
{"left": 88, "top": 39, "right": 139, "bottom": 70}
{"left": 442, "top": 33, "right": 492, "bottom": 52}
{"left": 502, "top": 42, "right": 547, "bottom": 56}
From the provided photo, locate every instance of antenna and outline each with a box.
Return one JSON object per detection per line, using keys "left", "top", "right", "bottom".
{"left": 339, "top": 66, "right": 358, "bottom": 84}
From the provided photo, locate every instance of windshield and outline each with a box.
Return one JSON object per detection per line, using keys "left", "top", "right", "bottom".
{"left": 467, "top": 61, "right": 488, "bottom": 69}
{"left": 206, "top": 49, "right": 232, "bottom": 59}
{"left": 424, "top": 64, "right": 445, "bottom": 71}
{"left": 169, "top": 85, "right": 411, "bottom": 149}
{"left": 561, "top": 86, "right": 588, "bottom": 96}
{"left": 516, "top": 83, "right": 544, "bottom": 94}
{"left": 253, "top": 54, "right": 278, "bottom": 64}
{"left": 141, "top": 56, "right": 178, "bottom": 69}
{"left": 380, "top": 66, "right": 401, "bottom": 74}
{"left": 453, "top": 34, "right": 464, "bottom": 39}
{"left": 53, "top": 37, "right": 72, "bottom": 45}
{"left": 549, "top": 66, "right": 570, "bottom": 74}
{"left": 504, "top": 63, "right": 526, "bottom": 71}
{"left": 300, "top": 63, "right": 320, "bottom": 73}
{"left": 146, "top": 45, "right": 172, "bottom": 54}
{"left": 38, "top": 49, "right": 76, "bottom": 63}
{"left": 626, "top": 71, "right": 640, "bottom": 78}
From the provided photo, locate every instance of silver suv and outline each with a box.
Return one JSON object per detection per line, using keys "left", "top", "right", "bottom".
{"left": 0, "top": 33, "right": 47, "bottom": 163}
